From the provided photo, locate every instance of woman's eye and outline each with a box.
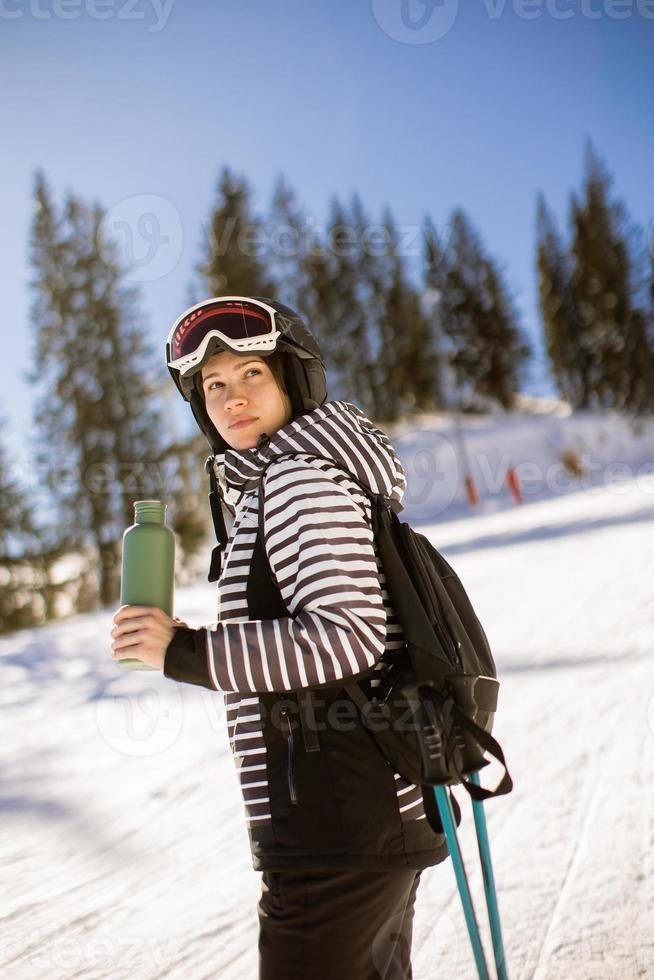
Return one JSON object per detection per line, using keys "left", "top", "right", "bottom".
{"left": 207, "top": 368, "right": 260, "bottom": 392}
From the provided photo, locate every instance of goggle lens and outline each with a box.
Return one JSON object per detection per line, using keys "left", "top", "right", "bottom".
{"left": 171, "top": 302, "right": 273, "bottom": 361}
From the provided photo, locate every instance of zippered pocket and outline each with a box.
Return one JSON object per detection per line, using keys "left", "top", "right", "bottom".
{"left": 278, "top": 702, "right": 298, "bottom": 806}
{"left": 434, "top": 617, "right": 462, "bottom": 670}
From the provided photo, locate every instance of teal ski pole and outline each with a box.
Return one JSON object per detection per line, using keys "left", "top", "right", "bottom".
{"left": 469, "top": 770, "right": 508, "bottom": 980}
{"left": 434, "top": 785, "right": 490, "bottom": 980}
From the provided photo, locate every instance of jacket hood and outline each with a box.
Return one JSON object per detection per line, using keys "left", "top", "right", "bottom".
{"left": 212, "top": 400, "right": 406, "bottom": 509}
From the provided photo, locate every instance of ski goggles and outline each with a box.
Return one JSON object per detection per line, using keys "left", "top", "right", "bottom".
{"left": 166, "top": 297, "right": 281, "bottom": 377}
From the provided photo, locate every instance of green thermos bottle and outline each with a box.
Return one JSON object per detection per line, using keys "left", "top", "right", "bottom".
{"left": 119, "top": 500, "right": 175, "bottom": 671}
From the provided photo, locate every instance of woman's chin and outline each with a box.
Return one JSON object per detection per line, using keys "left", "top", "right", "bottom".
{"left": 223, "top": 430, "right": 259, "bottom": 451}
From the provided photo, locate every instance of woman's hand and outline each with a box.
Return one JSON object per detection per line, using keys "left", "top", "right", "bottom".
{"left": 110, "top": 606, "right": 188, "bottom": 671}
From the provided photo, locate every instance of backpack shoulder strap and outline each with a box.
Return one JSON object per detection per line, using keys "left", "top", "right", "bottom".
{"left": 255, "top": 451, "right": 402, "bottom": 520}
{"left": 254, "top": 454, "right": 326, "bottom": 754}
{"left": 205, "top": 455, "right": 229, "bottom": 582}
{"left": 254, "top": 452, "right": 396, "bottom": 756}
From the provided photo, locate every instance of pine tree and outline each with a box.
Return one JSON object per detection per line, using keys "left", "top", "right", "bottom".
{"left": 268, "top": 174, "right": 312, "bottom": 312}
{"left": 622, "top": 219, "right": 654, "bottom": 415}
{"left": 379, "top": 208, "right": 438, "bottom": 418}
{"left": 348, "top": 193, "right": 388, "bottom": 418}
{"left": 648, "top": 243, "right": 654, "bottom": 403}
{"left": 266, "top": 175, "right": 342, "bottom": 396}
{"left": 536, "top": 194, "right": 584, "bottom": 406}
{"left": 274, "top": 194, "right": 370, "bottom": 409}
{"left": 200, "top": 166, "right": 275, "bottom": 296}
{"left": 305, "top": 196, "right": 358, "bottom": 403}
{"left": 0, "top": 418, "right": 41, "bottom": 632}
{"left": 443, "top": 209, "right": 529, "bottom": 410}
{"left": 479, "top": 259, "right": 531, "bottom": 409}
{"left": 159, "top": 432, "right": 211, "bottom": 581}
{"left": 442, "top": 209, "right": 488, "bottom": 408}
{"left": 296, "top": 208, "right": 340, "bottom": 400}
{"left": 326, "top": 196, "right": 380, "bottom": 411}
{"left": 422, "top": 216, "right": 450, "bottom": 408}
{"left": 28, "top": 171, "right": 166, "bottom": 607}
{"left": 152, "top": 378, "right": 211, "bottom": 576}
{"left": 623, "top": 308, "right": 654, "bottom": 415}
{"left": 569, "top": 143, "right": 641, "bottom": 411}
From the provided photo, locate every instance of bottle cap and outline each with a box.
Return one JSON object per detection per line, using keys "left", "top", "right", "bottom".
{"left": 134, "top": 500, "right": 166, "bottom": 524}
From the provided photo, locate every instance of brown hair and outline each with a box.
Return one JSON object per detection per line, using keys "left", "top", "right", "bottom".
{"left": 264, "top": 350, "right": 289, "bottom": 398}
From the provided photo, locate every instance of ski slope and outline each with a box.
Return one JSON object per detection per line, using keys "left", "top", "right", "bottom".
{"left": 1, "top": 409, "right": 653, "bottom": 979}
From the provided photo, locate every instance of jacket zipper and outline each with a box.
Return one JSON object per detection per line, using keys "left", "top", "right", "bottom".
{"left": 279, "top": 704, "right": 298, "bottom": 806}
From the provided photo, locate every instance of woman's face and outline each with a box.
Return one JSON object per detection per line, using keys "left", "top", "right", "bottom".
{"left": 200, "top": 349, "right": 293, "bottom": 450}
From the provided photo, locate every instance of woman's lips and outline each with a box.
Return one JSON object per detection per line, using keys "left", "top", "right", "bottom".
{"left": 229, "top": 416, "right": 258, "bottom": 430}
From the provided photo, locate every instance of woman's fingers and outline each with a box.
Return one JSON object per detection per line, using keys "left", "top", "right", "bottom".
{"left": 111, "top": 619, "right": 136, "bottom": 636}
{"left": 109, "top": 605, "right": 175, "bottom": 670}
{"left": 112, "top": 607, "right": 168, "bottom": 633}
{"left": 113, "top": 605, "right": 164, "bottom": 624}
{"left": 111, "top": 616, "right": 152, "bottom": 636}
{"left": 112, "top": 632, "right": 142, "bottom": 651}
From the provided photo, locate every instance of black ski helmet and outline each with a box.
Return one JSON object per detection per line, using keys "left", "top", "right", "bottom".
{"left": 166, "top": 296, "right": 328, "bottom": 454}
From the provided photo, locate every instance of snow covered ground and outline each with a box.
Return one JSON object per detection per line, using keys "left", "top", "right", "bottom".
{"left": 1, "top": 408, "right": 653, "bottom": 979}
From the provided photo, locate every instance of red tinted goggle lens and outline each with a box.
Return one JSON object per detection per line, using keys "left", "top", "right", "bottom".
{"left": 171, "top": 303, "right": 273, "bottom": 360}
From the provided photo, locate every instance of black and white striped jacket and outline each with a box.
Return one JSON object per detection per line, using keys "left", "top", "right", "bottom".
{"left": 164, "top": 401, "right": 448, "bottom": 871}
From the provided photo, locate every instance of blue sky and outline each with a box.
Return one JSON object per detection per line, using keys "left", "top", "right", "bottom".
{"left": 2, "top": 0, "right": 653, "bottom": 461}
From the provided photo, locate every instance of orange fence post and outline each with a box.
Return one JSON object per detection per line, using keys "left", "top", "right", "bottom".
{"left": 506, "top": 465, "right": 523, "bottom": 505}
{"left": 464, "top": 473, "right": 480, "bottom": 507}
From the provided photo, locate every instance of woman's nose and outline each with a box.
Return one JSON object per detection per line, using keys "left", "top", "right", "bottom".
{"left": 224, "top": 385, "right": 248, "bottom": 408}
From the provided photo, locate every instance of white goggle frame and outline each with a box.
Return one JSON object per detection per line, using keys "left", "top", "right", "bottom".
{"left": 167, "top": 296, "right": 281, "bottom": 377}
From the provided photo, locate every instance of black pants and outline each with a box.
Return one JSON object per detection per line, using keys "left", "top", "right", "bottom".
{"left": 258, "top": 868, "right": 422, "bottom": 980}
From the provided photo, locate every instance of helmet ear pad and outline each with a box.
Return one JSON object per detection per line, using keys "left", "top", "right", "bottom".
{"left": 280, "top": 349, "right": 327, "bottom": 417}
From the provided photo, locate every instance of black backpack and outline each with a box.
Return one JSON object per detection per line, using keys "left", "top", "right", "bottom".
{"left": 208, "top": 451, "right": 513, "bottom": 832}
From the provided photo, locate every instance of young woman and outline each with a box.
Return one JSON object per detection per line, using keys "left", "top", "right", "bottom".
{"left": 111, "top": 296, "right": 448, "bottom": 979}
